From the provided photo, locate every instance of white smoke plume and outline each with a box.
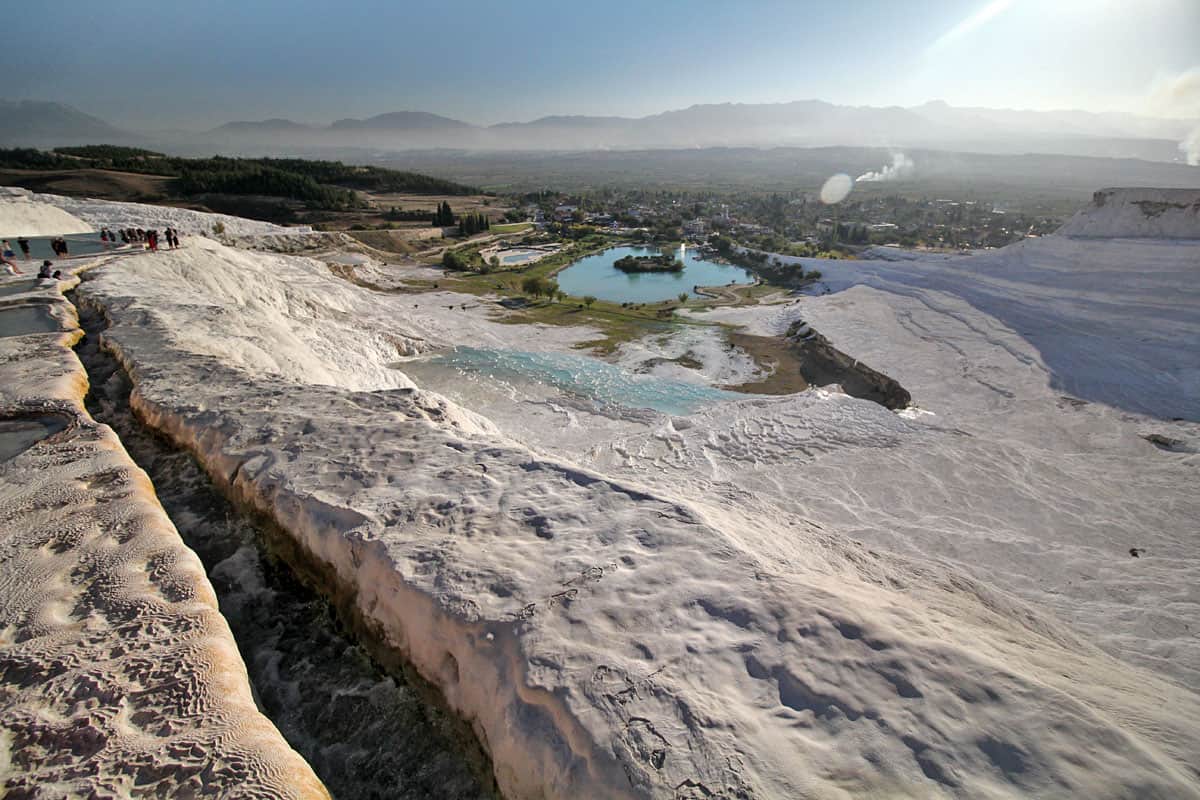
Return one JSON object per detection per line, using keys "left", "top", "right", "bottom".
{"left": 1148, "top": 67, "right": 1200, "bottom": 166}
{"left": 1184, "top": 127, "right": 1200, "bottom": 167}
{"left": 857, "top": 153, "right": 915, "bottom": 182}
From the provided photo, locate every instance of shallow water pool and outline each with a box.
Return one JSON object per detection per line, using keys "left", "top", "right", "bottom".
{"left": 0, "top": 280, "right": 39, "bottom": 298}
{"left": 427, "top": 346, "right": 740, "bottom": 415}
{"left": 8, "top": 233, "right": 118, "bottom": 262}
{"left": 0, "top": 414, "right": 69, "bottom": 462}
{"left": 0, "top": 305, "right": 62, "bottom": 337}
{"left": 499, "top": 249, "right": 544, "bottom": 264}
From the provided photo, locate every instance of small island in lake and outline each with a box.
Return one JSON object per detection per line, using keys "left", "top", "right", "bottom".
{"left": 613, "top": 253, "right": 684, "bottom": 273}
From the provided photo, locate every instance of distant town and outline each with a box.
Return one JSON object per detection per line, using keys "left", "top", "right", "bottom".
{"left": 515, "top": 189, "right": 1064, "bottom": 254}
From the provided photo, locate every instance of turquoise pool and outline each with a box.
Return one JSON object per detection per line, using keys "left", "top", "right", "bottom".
{"left": 499, "top": 249, "right": 542, "bottom": 264}
{"left": 428, "top": 347, "right": 740, "bottom": 415}
{"left": 555, "top": 246, "right": 755, "bottom": 304}
{"left": 8, "top": 233, "right": 117, "bottom": 261}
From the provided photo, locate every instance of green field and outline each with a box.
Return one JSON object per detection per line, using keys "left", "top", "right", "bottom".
{"left": 490, "top": 222, "right": 533, "bottom": 234}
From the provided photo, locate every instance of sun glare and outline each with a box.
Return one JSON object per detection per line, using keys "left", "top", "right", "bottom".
{"left": 927, "top": 0, "right": 1014, "bottom": 53}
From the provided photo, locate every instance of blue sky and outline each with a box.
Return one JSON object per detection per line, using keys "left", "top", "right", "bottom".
{"left": 4, "top": 0, "right": 1198, "bottom": 128}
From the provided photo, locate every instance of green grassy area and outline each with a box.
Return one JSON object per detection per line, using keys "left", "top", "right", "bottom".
{"left": 437, "top": 234, "right": 612, "bottom": 288}
{"left": 490, "top": 294, "right": 715, "bottom": 354}
{"left": 490, "top": 222, "right": 533, "bottom": 234}
{"left": 428, "top": 235, "right": 790, "bottom": 353}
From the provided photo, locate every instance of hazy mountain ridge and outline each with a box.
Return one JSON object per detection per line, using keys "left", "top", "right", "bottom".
{"left": 3, "top": 98, "right": 1198, "bottom": 163}
{"left": 214, "top": 118, "right": 316, "bottom": 133}
{"left": 328, "top": 111, "right": 473, "bottom": 131}
{"left": 0, "top": 100, "right": 136, "bottom": 146}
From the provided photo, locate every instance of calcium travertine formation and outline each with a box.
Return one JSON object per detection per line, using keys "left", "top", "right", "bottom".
{"left": 6, "top": 189, "right": 1200, "bottom": 799}
{"left": 0, "top": 239, "right": 327, "bottom": 797}
{"left": 78, "top": 228, "right": 1200, "bottom": 796}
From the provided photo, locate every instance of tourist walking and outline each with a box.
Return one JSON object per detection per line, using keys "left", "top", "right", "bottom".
{"left": 16, "top": 236, "right": 30, "bottom": 260}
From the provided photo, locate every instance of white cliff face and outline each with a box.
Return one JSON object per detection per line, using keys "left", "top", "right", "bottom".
{"left": 0, "top": 188, "right": 92, "bottom": 237}
{"left": 0, "top": 264, "right": 328, "bottom": 796}
{"left": 61, "top": 193, "right": 1200, "bottom": 800}
{"left": 1057, "top": 188, "right": 1200, "bottom": 239}
{"left": 1, "top": 186, "right": 308, "bottom": 237}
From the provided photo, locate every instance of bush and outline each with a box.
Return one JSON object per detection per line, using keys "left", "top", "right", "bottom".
{"left": 521, "top": 275, "right": 548, "bottom": 297}
{"left": 582, "top": 295, "right": 597, "bottom": 308}
{"left": 442, "top": 249, "right": 470, "bottom": 270}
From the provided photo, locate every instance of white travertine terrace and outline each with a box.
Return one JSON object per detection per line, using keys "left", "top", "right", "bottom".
{"left": 0, "top": 246, "right": 328, "bottom": 797}
{"left": 4, "top": 188, "right": 1199, "bottom": 799}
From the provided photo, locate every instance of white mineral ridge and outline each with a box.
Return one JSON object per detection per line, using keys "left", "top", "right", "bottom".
{"left": 0, "top": 186, "right": 308, "bottom": 237}
{"left": 764, "top": 235, "right": 1200, "bottom": 421}
{"left": 0, "top": 188, "right": 93, "bottom": 237}
{"left": 66, "top": 197, "right": 1200, "bottom": 799}
{"left": 0, "top": 274, "right": 327, "bottom": 795}
{"left": 1058, "top": 187, "right": 1200, "bottom": 239}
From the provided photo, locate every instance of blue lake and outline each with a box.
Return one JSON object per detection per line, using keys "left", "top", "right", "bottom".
{"left": 555, "top": 246, "right": 755, "bottom": 303}
{"left": 428, "top": 346, "right": 741, "bottom": 415}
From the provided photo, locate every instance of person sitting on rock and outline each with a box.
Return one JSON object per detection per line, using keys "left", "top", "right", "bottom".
{"left": 1, "top": 240, "right": 22, "bottom": 273}
{"left": 37, "top": 260, "right": 54, "bottom": 280}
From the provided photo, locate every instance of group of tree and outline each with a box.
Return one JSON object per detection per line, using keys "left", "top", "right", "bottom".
{"left": 175, "top": 162, "right": 364, "bottom": 210}
{"left": 441, "top": 248, "right": 473, "bottom": 270}
{"left": 520, "top": 275, "right": 560, "bottom": 300}
{"left": 0, "top": 147, "right": 476, "bottom": 212}
{"left": 384, "top": 206, "right": 437, "bottom": 222}
{"left": 258, "top": 158, "right": 475, "bottom": 195}
{"left": 54, "top": 145, "right": 166, "bottom": 162}
{"left": 833, "top": 222, "right": 870, "bottom": 244}
{"left": 458, "top": 212, "right": 490, "bottom": 236}
{"left": 432, "top": 201, "right": 456, "bottom": 227}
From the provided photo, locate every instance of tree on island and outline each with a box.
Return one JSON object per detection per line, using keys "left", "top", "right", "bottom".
{"left": 613, "top": 253, "right": 683, "bottom": 273}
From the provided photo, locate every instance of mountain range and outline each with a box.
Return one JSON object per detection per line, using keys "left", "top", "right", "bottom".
{"left": 1, "top": 98, "right": 1197, "bottom": 164}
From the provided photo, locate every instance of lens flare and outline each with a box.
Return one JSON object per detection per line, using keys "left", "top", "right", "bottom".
{"left": 820, "top": 173, "right": 853, "bottom": 204}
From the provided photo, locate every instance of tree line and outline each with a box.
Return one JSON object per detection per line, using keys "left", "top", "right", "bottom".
{"left": 0, "top": 147, "right": 477, "bottom": 212}
{"left": 429, "top": 202, "right": 491, "bottom": 235}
